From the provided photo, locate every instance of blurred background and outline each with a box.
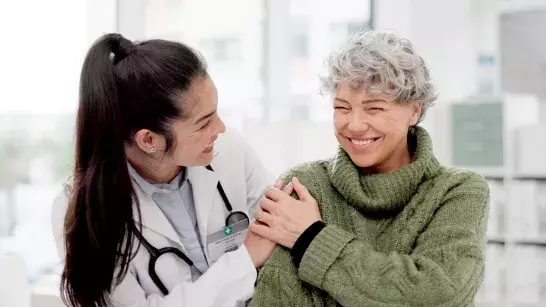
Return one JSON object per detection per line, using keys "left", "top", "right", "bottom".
{"left": 0, "top": 0, "right": 545, "bottom": 306}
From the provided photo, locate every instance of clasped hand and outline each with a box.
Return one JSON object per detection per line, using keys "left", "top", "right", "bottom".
{"left": 250, "top": 177, "right": 321, "bottom": 249}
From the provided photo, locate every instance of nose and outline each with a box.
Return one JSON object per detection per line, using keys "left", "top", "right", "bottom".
{"left": 347, "top": 110, "right": 369, "bottom": 132}
{"left": 216, "top": 115, "right": 227, "bottom": 134}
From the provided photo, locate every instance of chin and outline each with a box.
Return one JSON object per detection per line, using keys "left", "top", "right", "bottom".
{"left": 197, "top": 151, "right": 214, "bottom": 164}
{"left": 350, "top": 156, "right": 378, "bottom": 169}
{"left": 343, "top": 149, "right": 379, "bottom": 169}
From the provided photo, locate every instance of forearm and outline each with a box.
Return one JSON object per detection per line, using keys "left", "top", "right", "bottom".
{"left": 250, "top": 258, "right": 315, "bottom": 307}
{"left": 297, "top": 224, "right": 485, "bottom": 307}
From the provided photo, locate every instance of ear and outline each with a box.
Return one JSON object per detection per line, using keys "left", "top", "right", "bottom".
{"left": 409, "top": 102, "right": 423, "bottom": 126}
{"left": 134, "top": 129, "right": 165, "bottom": 154}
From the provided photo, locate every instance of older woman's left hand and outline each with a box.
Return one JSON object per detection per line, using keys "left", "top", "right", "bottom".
{"left": 250, "top": 177, "right": 321, "bottom": 249}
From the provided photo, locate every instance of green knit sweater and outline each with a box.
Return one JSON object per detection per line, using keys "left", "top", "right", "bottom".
{"left": 249, "top": 126, "right": 490, "bottom": 307}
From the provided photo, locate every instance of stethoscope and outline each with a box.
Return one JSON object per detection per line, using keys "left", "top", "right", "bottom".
{"left": 132, "top": 165, "right": 250, "bottom": 295}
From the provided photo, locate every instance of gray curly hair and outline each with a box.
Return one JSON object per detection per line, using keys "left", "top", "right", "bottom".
{"left": 320, "top": 30, "right": 437, "bottom": 123}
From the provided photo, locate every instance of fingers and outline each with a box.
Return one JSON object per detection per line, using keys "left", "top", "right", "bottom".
{"left": 292, "top": 177, "right": 312, "bottom": 202}
{"left": 249, "top": 223, "right": 275, "bottom": 241}
{"left": 265, "top": 186, "right": 286, "bottom": 202}
{"left": 282, "top": 182, "right": 294, "bottom": 195}
{"left": 270, "top": 180, "right": 293, "bottom": 198}
{"left": 253, "top": 210, "right": 273, "bottom": 226}
{"left": 259, "top": 198, "right": 276, "bottom": 213}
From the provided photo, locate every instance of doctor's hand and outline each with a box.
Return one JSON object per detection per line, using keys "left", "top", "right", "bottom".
{"left": 244, "top": 231, "right": 276, "bottom": 268}
{"left": 244, "top": 180, "right": 294, "bottom": 268}
{"left": 250, "top": 177, "right": 321, "bottom": 249}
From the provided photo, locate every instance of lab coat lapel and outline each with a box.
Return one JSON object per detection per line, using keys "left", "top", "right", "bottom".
{"left": 188, "top": 164, "right": 219, "bottom": 252}
{"left": 132, "top": 184, "right": 184, "bottom": 249}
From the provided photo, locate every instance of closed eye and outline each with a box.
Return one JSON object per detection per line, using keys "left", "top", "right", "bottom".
{"left": 367, "top": 107, "right": 384, "bottom": 112}
{"left": 199, "top": 118, "right": 212, "bottom": 130}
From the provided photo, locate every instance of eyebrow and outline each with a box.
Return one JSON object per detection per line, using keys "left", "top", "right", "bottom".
{"left": 334, "top": 97, "right": 350, "bottom": 104}
{"left": 194, "top": 109, "right": 216, "bottom": 125}
{"left": 334, "top": 97, "right": 387, "bottom": 104}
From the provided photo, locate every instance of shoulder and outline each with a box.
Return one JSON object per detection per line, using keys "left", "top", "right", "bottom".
{"left": 206, "top": 127, "right": 247, "bottom": 171}
{"left": 429, "top": 166, "right": 490, "bottom": 209}
{"left": 420, "top": 167, "right": 491, "bottom": 235}
{"left": 51, "top": 178, "right": 73, "bottom": 259}
{"left": 214, "top": 127, "right": 248, "bottom": 155}
{"left": 51, "top": 178, "right": 72, "bottom": 223}
{"left": 280, "top": 159, "right": 330, "bottom": 181}
{"left": 212, "top": 127, "right": 254, "bottom": 166}
{"left": 434, "top": 166, "right": 489, "bottom": 194}
{"left": 278, "top": 160, "right": 332, "bottom": 197}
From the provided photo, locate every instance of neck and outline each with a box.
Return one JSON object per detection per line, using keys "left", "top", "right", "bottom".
{"left": 363, "top": 138, "right": 412, "bottom": 174}
{"left": 125, "top": 146, "right": 182, "bottom": 184}
{"left": 328, "top": 126, "right": 441, "bottom": 214}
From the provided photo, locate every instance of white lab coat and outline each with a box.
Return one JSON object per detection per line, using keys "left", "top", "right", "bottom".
{"left": 51, "top": 129, "right": 275, "bottom": 307}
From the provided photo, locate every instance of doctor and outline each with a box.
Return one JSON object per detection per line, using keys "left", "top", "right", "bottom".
{"left": 51, "top": 33, "right": 283, "bottom": 307}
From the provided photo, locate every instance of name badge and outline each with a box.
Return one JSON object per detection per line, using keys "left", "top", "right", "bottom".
{"left": 207, "top": 219, "right": 249, "bottom": 263}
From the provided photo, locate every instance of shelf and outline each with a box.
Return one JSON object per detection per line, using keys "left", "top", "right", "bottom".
{"left": 513, "top": 174, "right": 546, "bottom": 180}
{"left": 515, "top": 238, "right": 546, "bottom": 246}
{"left": 478, "top": 304, "right": 546, "bottom": 307}
{"left": 487, "top": 236, "right": 546, "bottom": 246}
{"left": 487, "top": 236, "right": 507, "bottom": 245}
{"left": 482, "top": 174, "right": 546, "bottom": 180}
{"left": 455, "top": 166, "right": 546, "bottom": 180}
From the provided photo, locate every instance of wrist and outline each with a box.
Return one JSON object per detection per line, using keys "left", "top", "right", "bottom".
{"left": 243, "top": 243, "right": 259, "bottom": 268}
{"left": 290, "top": 221, "right": 326, "bottom": 268}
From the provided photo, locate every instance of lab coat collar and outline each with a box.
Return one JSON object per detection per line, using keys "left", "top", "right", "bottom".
{"left": 127, "top": 163, "right": 188, "bottom": 199}
{"left": 131, "top": 182, "right": 184, "bottom": 248}
{"left": 130, "top": 149, "right": 221, "bottom": 251}
{"left": 186, "top": 162, "right": 219, "bottom": 256}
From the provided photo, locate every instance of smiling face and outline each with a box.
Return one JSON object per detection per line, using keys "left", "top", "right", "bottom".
{"left": 160, "top": 76, "right": 226, "bottom": 167}
{"left": 163, "top": 76, "right": 225, "bottom": 167}
{"left": 132, "top": 76, "right": 226, "bottom": 169}
{"left": 333, "top": 80, "right": 422, "bottom": 173}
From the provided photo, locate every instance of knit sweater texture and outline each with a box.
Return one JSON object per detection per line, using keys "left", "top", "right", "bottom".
{"left": 249, "top": 126, "right": 490, "bottom": 307}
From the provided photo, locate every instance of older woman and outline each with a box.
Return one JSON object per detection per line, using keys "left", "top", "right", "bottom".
{"left": 248, "top": 30, "right": 489, "bottom": 307}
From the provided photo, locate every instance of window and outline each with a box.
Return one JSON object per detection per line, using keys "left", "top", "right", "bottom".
{"left": 0, "top": 0, "right": 87, "bottom": 290}
{"left": 200, "top": 38, "right": 242, "bottom": 62}
{"left": 291, "top": 17, "right": 309, "bottom": 58}
{"left": 292, "top": 33, "right": 309, "bottom": 58}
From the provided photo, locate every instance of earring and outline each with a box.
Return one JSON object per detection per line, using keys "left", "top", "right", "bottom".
{"left": 149, "top": 148, "right": 156, "bottom": 153}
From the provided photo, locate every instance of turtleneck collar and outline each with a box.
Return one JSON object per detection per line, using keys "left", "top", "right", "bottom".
{"left": 327, "top": 126, "right": 441, "bottom": 215}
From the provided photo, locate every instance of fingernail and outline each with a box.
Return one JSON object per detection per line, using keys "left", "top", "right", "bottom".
{"left": 275, "top": 180, "right": 282, "bottom": 188}
{"left": 292, "top": 177, "right": 299, "bottom": 183}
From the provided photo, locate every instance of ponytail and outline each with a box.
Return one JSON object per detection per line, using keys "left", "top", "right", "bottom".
{"left": 61, "top": 33, "right": 138, "bottom": 307}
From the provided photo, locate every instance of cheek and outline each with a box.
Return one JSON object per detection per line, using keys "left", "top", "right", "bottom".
{"left": 187, "top": 133, "right": 210, "bottom": 151}
{"left": 373, "top": 112, "right": 407, "bottom": 137}
{"left": 333, "top": 113, "right": 347, "bottom": 133}
{"left": 172, "top": 132, "right": 205, "bottom": 157}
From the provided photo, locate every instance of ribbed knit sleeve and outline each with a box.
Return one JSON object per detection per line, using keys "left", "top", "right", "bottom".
{"left": 249, "top": 265, "right": 316, "bottom": 307}
{"left": 297, "top": 172, "right": 489, "bottom": 307}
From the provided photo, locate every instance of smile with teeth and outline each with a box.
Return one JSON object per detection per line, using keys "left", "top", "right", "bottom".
{"left": 350, "top": 138, "right": 378, "bottom": 146}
